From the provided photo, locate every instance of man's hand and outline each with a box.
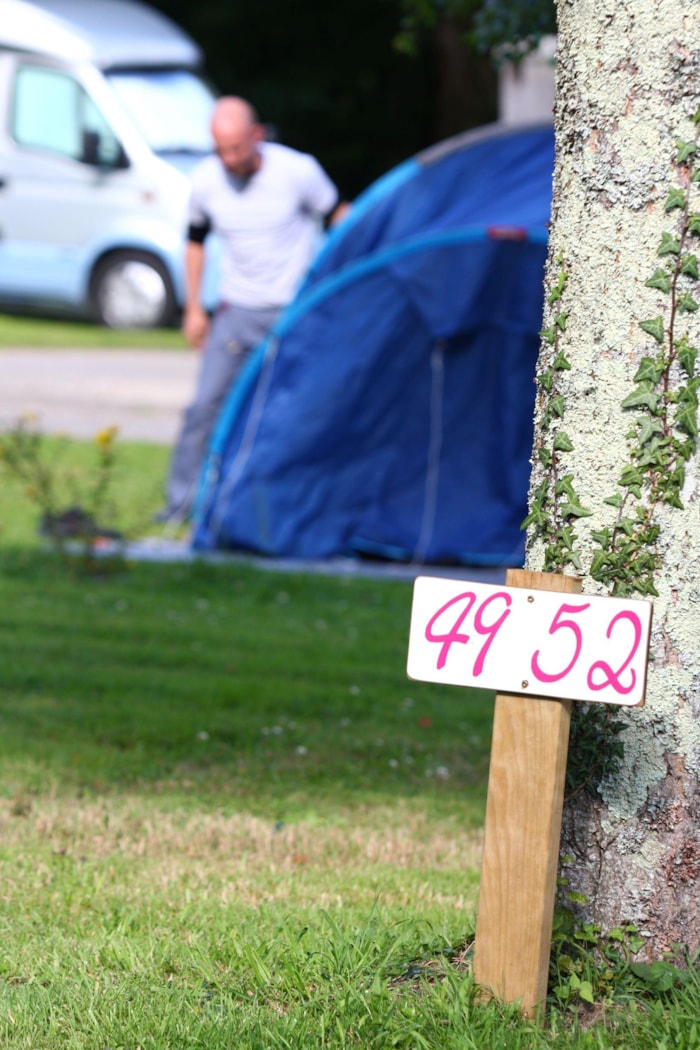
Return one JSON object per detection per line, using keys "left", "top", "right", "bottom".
{"left": 183, "top": 304, "right": 210, "bottom": 350}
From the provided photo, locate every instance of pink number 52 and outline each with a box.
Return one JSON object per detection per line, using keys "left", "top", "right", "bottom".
{"left": 531, "top": 602, "right": 591, "bottom": 684}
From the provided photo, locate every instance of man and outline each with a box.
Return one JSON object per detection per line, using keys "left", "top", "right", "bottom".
{"left": 157, "top": 96, "right": 343, "bottom": 524}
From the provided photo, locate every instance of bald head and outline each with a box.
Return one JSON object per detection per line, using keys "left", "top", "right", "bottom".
{"left": 212, "top": 96, "right": 264, "bottom": 178}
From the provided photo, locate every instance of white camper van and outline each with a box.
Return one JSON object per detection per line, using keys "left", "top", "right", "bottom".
{"left": 0, "top": 0, "right": 218, "bottom": 327}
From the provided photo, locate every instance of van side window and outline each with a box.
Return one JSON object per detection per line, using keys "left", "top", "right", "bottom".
{"left": 12, "top": 64, "right": 124, "bottom": 166}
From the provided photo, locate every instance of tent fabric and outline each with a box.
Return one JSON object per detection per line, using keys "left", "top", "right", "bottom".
{"left": 192, "top": 122, "right": 554, "bottom": 566}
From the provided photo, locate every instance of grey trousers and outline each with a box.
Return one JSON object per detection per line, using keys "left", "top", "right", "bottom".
{"left": 165, "top": 302, "right": 280, "bottom": 518}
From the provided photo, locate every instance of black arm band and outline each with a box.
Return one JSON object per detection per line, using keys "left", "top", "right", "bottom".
{"left": 187, "top": 221, "right": 211, "bottom": 244}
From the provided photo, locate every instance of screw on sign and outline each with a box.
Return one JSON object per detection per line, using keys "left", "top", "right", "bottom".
{"left": 406, "top": 568, "right": 653, "bottom": 1018}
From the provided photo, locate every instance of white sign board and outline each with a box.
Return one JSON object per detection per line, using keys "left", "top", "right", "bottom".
{"left": 407, "top": 576, "right": 653, "bottom": 707}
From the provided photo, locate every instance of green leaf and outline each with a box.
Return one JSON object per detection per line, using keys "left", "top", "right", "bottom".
{"left": 621, "top": 387, "right": 661, "bottom": 412}
{"left": 664, "top": 186, "right": 686, "bottom": 211}
{"left": 676, "top": 406, "right": 698, "bottom": 436}
{"left": 549, "top": 394, "right": 565, "bottom": 418}
{"left": 681, "top": 254, "right": 699, "bottom": 278}
{"left": 676, "top": 140, "right": 698, "bottom": 163}
{"left": 633, "top": 357, "right": 663, "bottom": 384}
{"left": 658, "top": 232, "right": 681, "bottom": 256}
{"left": 553, "top": 431, "right": 574, "bottom": 452}
{"left": 677, "top": 338, "right": 698, "bottom": 376}
{"left": 554, "top": 311, "right": 568, "bottom": 332}
{"left": 553, "top": 350, "right": 571, "bottom": 371}
{"left": 630, "top": 961, "right": 677, "bottom": 992}
{"left": 555, "top": 473, "right": 577, "bottom": 498}
{"left": 539, "top": 326, "right": 556, "bottom": 345}
{"left": 620, "top": 467, "right": 644, "bottom": 491}
{"left": 638, "top": 416, "right": 663, "bottom": 445}
{"left": 538, "top": 368, "right": 554, "bottom": 392}
{"left": 548, "top": 272, "right": 568, "bottom": 304}
{"left": 538, "top": 447, "right": 553, "bottom": 467}
{"left": 644, "top": 268, "right": 672, "bottom": 293}
{"left": 560, "top": 501, "right": 592, "bottom": 519}
{"left": 689, "top": 214, "right": 700, "bottom": 236}
{"left": 604, "top": 492, "right": 623, "bottom": 508}
{"left": 677, "top": 291, "right": 699, "bottom": 312}
{"left": 639, "top": 317, "right": 666, "bottom": 344}
{"left": 578, "top": 980, "right": 595, "bottom": 1004}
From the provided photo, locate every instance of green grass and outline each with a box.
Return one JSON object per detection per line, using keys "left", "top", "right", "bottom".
{"left": 0, "top": 311, "right": 187, "bottom": 349}
{"left": 0, "top": 435, "right": 698, "bottom": 1048}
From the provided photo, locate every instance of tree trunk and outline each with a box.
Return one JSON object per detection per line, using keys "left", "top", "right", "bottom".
{"left": 527, "top": 0, "right": 700, "bottom": 953}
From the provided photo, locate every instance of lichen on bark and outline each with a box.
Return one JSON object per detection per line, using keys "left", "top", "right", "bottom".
{"left": 526, "top": 0, "right": 700, "bottom": 951}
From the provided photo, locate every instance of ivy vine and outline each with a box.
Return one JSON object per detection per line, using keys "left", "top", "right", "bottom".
{"left": 588, "top": 129, "right": 700, "bottom": 598}
{"left": 523, "top": 260, "right": 591, "bottom": 575}
{"left": 525, "top": 107, "right": 700, "bottom": 797}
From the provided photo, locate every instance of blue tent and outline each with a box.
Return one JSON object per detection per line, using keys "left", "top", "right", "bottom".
{"left": 192, "top": 122, "right": 554, "bottom": 566}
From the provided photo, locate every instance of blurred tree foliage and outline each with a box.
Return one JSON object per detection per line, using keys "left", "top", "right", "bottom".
{"left": 395, "top": 0, "right": 556, "bottom": 61}
{"left": 149, "top": 0, "right": 554, "bottom": 198}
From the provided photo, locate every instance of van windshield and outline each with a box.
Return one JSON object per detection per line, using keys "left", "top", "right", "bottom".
{"left": 107, "top": 69, "right": 215, "bottom": 156}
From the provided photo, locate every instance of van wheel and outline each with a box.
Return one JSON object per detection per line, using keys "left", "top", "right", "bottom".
{"left": 90, "top": 251, "right": 177, "bottom": 329}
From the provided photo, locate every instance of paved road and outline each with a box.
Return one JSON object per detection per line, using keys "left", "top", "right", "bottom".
{"left": 0, "top": 348, "right": 198, "bottom": 444}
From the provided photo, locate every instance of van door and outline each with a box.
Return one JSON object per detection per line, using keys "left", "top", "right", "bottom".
{"left": 0, "top": 58, "right": 129, "bottom": 307}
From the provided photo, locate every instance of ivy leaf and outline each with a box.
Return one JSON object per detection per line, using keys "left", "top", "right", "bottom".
{"left": 620, "top": 465, "right": 644, "bottom": 487}
{"left": 689, "top": 214, "right": 700, "bottom": 236}
{"left": 555, "top": 474, "right": 577, "bottom": 499}
{"left": 538, "top": 369, "right": 554, "bottom": 392}
{"left": 539, "top": 326, "right": 556, "bottom": 345}
{"left": 633, "top": 357, "right": 663, "bottom": 384}
{"left": 538, "top": 446, "right": 553, "bottom": 467}
{"left": 644, "top": 268, "right": 672, "bottom": 293}
{"left": 556, "top": 525, "right": 576, "bottom": 550}
{"left": 658, "top": 232, "right": 681, "bottom": 256}
{"left": 604, "top": 492, "right": 623, "bottom": 508}
{"left": 555, "top": 311, "right": 569, "bottom": 332}
{"left": 621, "top": 387, "right": 661, "bottom": 412}
{"left": 677, "top": 291, "right": 699, "bottom": 313}
{"left": 639, "top": 317, "right": 665, "bottom": 344}
{"left": 676, "top": 406, "right": 698, "bottom": 436}
{"left": 681, "top": 254, "right": 699, "bottom": 278}
{"left": 521, "top": 508, "right": 546, "bottom": 530}
{"left": 553, "top": 431, "right": 574, "bottom": 452}
{"left": 553, "top": 350, "right": 572, "bottom": 371}
{"left": 638, "top": 416, "right": 663, "bottom": 445}
{"left": 560, "top": 501, "right": 592, "bottom": 519}
{"left": 549, "top": 395, "right": 565, "bottom": 418}
{"left": 676, "top": 140, "right": 698, "bottom": 163}
{"left": 591, "top": 528, "right": 612, "bottom": 549}
{"left": 664, "top": 187, "right": 686, "bottom": 211}
{"left": 548, "top": 273, "right": 568, "bottom": 304}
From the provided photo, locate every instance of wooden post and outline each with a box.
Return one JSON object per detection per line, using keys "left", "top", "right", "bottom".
{"left": 472, "top": 569, "right": 582, "bottom": 1018}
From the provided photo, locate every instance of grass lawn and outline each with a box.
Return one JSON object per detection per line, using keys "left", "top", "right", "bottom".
{"left": 0, "top": 433, "right": 698, "bottom": 1048}
{"left": 0, "top": 311, "right": 187, "bottom": 350}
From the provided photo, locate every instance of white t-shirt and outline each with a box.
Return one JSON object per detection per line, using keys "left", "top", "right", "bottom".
{"left": 188, "top": 141, "right": 339, "bottom": 309}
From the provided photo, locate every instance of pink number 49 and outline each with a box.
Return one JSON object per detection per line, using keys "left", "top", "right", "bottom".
{"left": 425, "top": 591, "right": 512, "bottom": 676}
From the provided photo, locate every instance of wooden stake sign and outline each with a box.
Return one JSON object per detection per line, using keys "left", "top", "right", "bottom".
{"left": 407, "top": 569, "right": 653, "bottom": 1017}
